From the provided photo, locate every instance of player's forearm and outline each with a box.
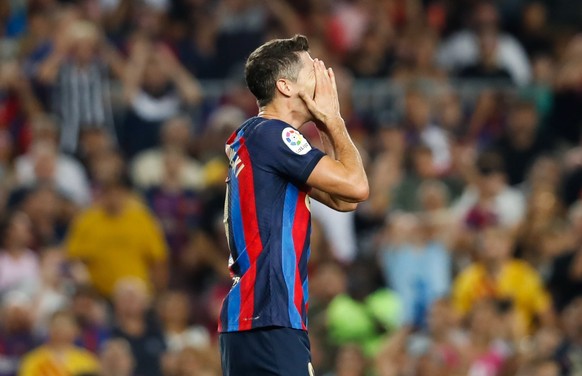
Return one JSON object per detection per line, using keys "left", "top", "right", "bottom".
{"left": 319, "top": 130, "right": 336, "bottom": 159}
{"left": 321, "top": 117, "right": 368, "bottom": 199}
{"left": 310, "top": 187, "right": 358, "bottom": 212}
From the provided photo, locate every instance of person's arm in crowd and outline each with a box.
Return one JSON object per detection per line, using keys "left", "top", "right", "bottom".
{"left": 159, "top": 46, "right": 203, "bottom": 105}
{"left": 1, "top": 62, "right": 43, "bottom": 117}
{"left": 36, "top": 45, "right": 67, "bottom": 84}
{"left": 36, "top": 22, "right": 78, "bottom": 85}
{"left": 122, "top": 37, "right": 149, "bottom": 103}
{"left": 263, "top": 0, "right": 303, "bottom": 36}
{"left": 102, "top": 41, "right": 126, "bottom": 80}
{"left": 102, "top": 0, "right": 132, "bottom": 34}
{"left": 357, "top": 152, "right": 402, "bottom": 219}
{"left": 303, "top": 60, "right": 369, "bottom": 210}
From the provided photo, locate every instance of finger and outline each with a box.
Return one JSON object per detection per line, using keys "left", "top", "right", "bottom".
{"left": 313, "top": 60, "right": 326, "bottom": 95}
{"left": 328, "top": 67, "right": 338, "bottom": 95}
{"left": 299, "top": 90, "right": 319, "bottom": 113}
{"left": 316, "top": 60, "right": 331, "bottom": 93}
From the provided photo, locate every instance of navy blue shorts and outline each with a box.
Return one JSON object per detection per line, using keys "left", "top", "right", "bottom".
{"left": 219, "top": 326, "right": 313, "bottom": 376}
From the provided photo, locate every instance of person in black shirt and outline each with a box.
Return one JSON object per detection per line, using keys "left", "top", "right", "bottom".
{"left": 458, "top": 28, "right": 514, "bottom": 85}
{"left": 493, "top": 100, "right": 549, "bottom": 186}
{"left": 548, "top": 249, "right": 582, "bottom": 313}
{"left": 111, "top": 278, "right": 166, "bottom": 376}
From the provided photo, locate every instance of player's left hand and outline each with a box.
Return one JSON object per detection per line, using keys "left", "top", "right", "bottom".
{"left": 299, "top": 59, "right": 342, "bottom": 129}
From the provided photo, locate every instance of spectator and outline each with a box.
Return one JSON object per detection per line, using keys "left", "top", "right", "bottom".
{"left": 130, "top": 115, "right": 204, "bottom": 191}
{"left": 111, "top": 277, "right": 166, "bottom": 376}
{"left": 391, "top": 145, "right": 460, "bottom": 212}
{"left": 381, "top": 214, "right": 451, "bottom": 327}
{"left": 144, "top": 148, "right": 205, "bottom": 265}
{"left": 17, "top": 184, "right": 70, "bottom": 248}
{"left": 66, "top": 150, "right": 169, "bottom": 298}
{"left": 393, "top": 30, "right": 446, "bottom": 84}
{"left": 493, "top": 100, "right": 549, "bottom": 186}
{"left": 437, "top": 0, "right": 531, "bottom": 85}
{"left": 517, "top": 2, "right": 553, "bottom": 58}
{"left": 548, "top": 245, "right": 582, "bottom": 313}
{"left": 462, "top": 299, "right": 514, "bottom": 376}
{"left": 158, "top": 290, "right": 210, "bottom": 352}
{"left": 33, "top": 248, "right": 70, "bottom": 336}
{"left": 36, "top": 19, "right": 123, "bottom": 153}
{"left": 328, "top": 344, "right": 367, "bottom": 376}
{"left": 406, "top": 298, "right": 463, "bottom": 375}
{"left": 14, "top": 115, "right": 91, "bottom": 206}
{"left": 121, "top": 37, "right": 202, "bottom": 158}
{"left": 515, "top": 188, "right": 565, "bottom": 268}
{"left": 453, "top": 151, "right": 525, "bottom": 229}
{"left": 0, "top": 61, "right": 42, "bottom": 154}
{"left": 452, "top": 227, "right": 550, "bottom": 333}
{"left": 172, "top": 346, "right": 221, "bottom": 376}
{"left": 0, "top": 292, "right": 38, "bottom": 376}
{"left": 311, "top": 198, "right": 358, "bottom": 263}
{"left": 0, "top": 212, "right": 39, "bottom": 297}
{"left": 19, "top": 310, "right": 100, "bottom": 376}
{"left": 99, "top": 338, "right": 135, "bottom": 376}
{"left": 435, "top": 91, "right": 467, "bottom": 140}
{"left": 457, "top": 28, "right": 514, "bottom": 85}
{"left": 347, "top": 25, "right": 395, "bottom": 78}
{"left": 158, "top": 290, "right": 211, "bottom": 374}
{"left": 10, "top": 141, "right": 88, "bottom": 207}
{"left": 71, "top": 286, "right": 110, "bottom": 354}
{"left": 403, "top": 90, "right": 451, "bottom": 173}
{"left": 554, "top": 298, "right": 582, "bottom": 375}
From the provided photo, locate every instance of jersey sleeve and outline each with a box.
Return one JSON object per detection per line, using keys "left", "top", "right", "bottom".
{"left": 251, "top": 120, "right": 325, "bottom": 185}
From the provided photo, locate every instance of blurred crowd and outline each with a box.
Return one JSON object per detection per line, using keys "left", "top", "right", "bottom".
{"left": 1, "top": 0, "right": 582, "bottom": 375}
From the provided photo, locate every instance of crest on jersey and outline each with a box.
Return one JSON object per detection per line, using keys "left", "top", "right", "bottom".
{"left": 282, "top": 127, "right": 312, "bottom": 155}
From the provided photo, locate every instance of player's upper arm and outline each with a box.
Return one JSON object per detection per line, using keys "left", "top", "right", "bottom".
{"left": 306, "top": 155, "right": 369, "bottom": 203}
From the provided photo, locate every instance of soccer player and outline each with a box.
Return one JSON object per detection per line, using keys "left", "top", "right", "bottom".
{"left": 219, "top": 35, "right": 369, "bottom": 376}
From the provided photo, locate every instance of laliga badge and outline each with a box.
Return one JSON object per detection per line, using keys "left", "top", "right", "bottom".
{"left": 282, "top": 127, "right": 312, "bottom": 155}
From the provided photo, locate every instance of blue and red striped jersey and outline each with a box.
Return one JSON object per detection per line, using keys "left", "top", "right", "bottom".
{"left": 219, "top": 116, "right": 325, "bottom": 333}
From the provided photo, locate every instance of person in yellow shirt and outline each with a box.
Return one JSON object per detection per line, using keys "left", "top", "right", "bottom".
{"left": 66, "top": 151, "right": 169, "bottom": 298}
{"left": 19, "top": 310, "right": 100, "bottom": 376}
{"left": 453, "top": 226, "right": 550, "bottom": 333}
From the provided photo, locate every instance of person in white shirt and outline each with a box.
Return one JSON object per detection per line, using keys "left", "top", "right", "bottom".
{"left": 453, "top": 151, "right": 525, "bottom": 229}
{"left": 130, "top": 116, "right": 205, "bottom": 191}
{"left": 15, "top": 115, "right": 91, "bottom": 206}
{"left": 437, "top": 0, "right": 531, "bottom": 85}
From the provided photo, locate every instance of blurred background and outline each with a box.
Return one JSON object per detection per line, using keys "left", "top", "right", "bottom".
{"left": 1, "top": 0, "right": 582, "bottom": 375}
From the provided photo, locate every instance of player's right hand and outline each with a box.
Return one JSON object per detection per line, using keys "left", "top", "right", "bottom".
{"left": 299, "top": 59, "right": 343, "bottom": 129}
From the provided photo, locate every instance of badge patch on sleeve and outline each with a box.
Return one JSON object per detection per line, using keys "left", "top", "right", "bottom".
{"left": 282, "top": 127, "right": 312, "bottom": 155}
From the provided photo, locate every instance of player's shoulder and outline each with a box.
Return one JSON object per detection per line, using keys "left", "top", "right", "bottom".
{"left": 250, "top": 118, "right": 309, "bottom": 149}
{"left": 249, "top": 117, "right": 292, "bottom": 139}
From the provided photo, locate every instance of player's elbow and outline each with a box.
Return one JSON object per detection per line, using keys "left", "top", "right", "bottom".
{"left": 350, "top": 180, "right": 369, "bottom": 203}
{"left": 335, "top": 201, "right": 358, "bottom": 212}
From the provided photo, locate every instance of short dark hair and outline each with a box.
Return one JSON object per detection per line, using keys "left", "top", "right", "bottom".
{"left": 245, "top": 35, "right": 309, "bottom": 107}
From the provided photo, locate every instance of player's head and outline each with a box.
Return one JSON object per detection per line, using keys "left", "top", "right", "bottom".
{"left": 245, "top": 35, "right": 314, "bottom": 115}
